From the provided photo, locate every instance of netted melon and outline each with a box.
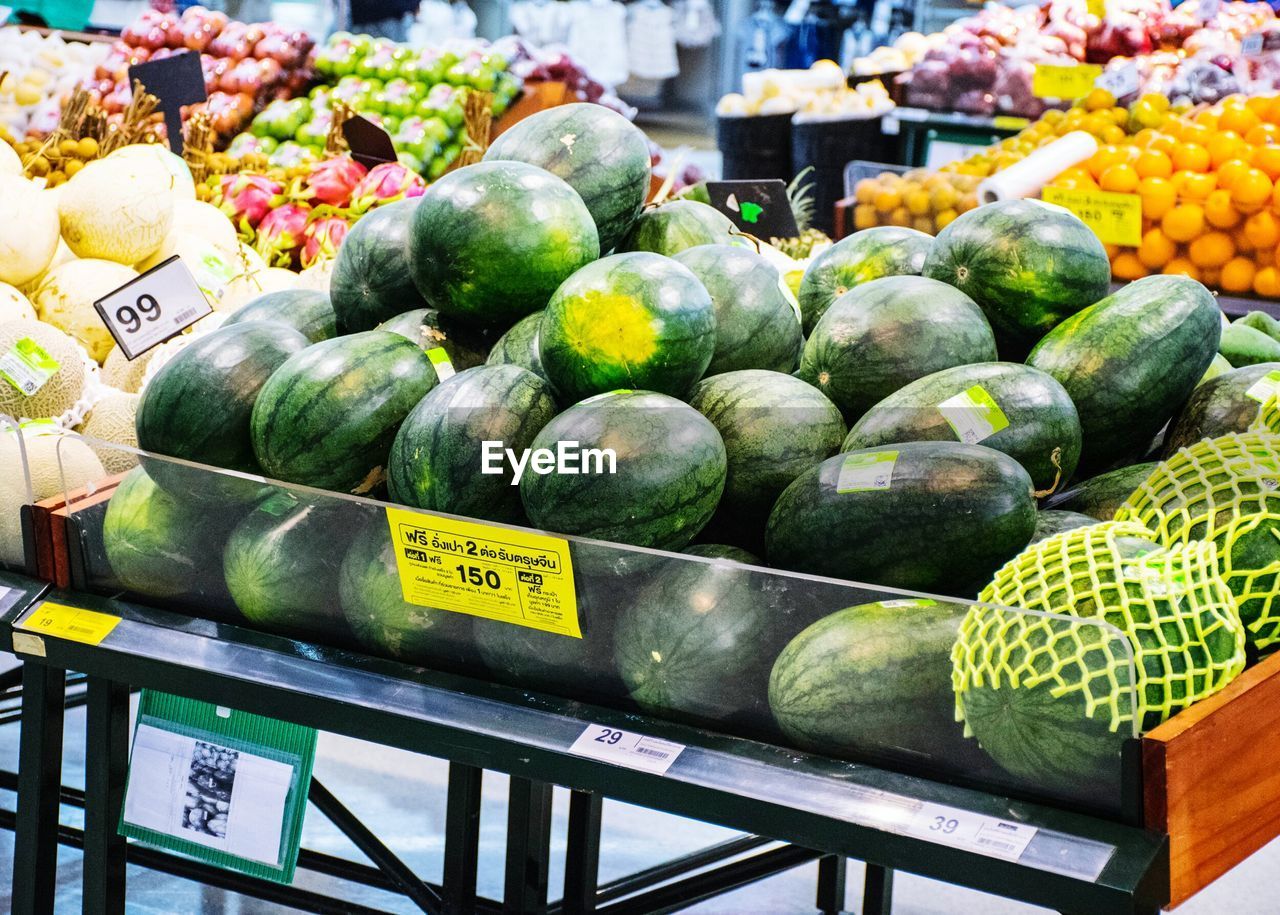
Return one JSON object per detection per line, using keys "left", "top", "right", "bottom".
{"left": 0, "top": 428, "right": 106, "bottom": 566}
{"left": 77, "top": 390, "right": 140, "bottom": 473}
{"left": 102, "top": 344, "right": 156, "bottom": 394}
{"left": 0, "top": 320, "right": 87, "bottom": 421}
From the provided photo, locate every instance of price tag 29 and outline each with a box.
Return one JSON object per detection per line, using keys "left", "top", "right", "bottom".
{"left": 906, "top": 802, "right": 1038, "bottom": 862}
{"left": 94, "top": 256, "right": 213, "bottom": 361}
{"left": 568, "top": 724, "right": 685, "bottom": 774}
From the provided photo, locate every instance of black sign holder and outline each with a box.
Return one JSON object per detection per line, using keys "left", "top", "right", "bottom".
{"left": 128, "top": 51, "right": 208, "bottom": 157}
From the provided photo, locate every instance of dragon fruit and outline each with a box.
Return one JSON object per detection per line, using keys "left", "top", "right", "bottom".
{"left": 300, "top": 213, "right": 349, "bottom": 268}
{"left": 215, "top": 173, "right": 283, "bottom": 232}
{"left": 349, "top": 162, "right": 427, "bottom": 213}
{"left": 255, "top": 201, "right": 313, "bottom": 268}
{"left": 304, "top": 155, "right": 367, "bottom": 208}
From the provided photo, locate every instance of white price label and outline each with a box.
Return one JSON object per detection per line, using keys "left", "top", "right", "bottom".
{"left": 881, "top": 115, "right": 900, "bottom": 136}
{"left": 568, "top": 724, "right": 685, "bottom": 774}
{"left": 94, "top": 256, "right": 213, "bottom": 361}
{"left": 1243, "top": 32, "right": 1265, "bottom": 57}
{"left": 907, "top": 802, "right": 1038, "bottom": 862}
{"left": 1198, "top": 0, "right": 1220, "bottom": 21}
{"left": 1096, "top": 64, "right": 1140, "bottom": 99}
{"left": 1245, "top": 370, "right": 1280, "bottom": 403}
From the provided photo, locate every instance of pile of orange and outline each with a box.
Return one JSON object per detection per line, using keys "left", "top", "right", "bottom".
{"left": 849, "top": 168, "right": 982, "bottom": 234}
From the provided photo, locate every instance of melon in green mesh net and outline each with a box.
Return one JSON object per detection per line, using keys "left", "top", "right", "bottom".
{"left": 1252, "top": 393, "right": 1280, "bottom": 435}
{"left": 1117, "top": 431, "right": 1280, "bottom": 655}
{"left": 952, "top": 521, "right": 1246, "bottom": 793}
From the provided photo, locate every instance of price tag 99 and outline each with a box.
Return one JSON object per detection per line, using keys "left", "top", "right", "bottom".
{"left": 94, "top": 256, "right": 213, "bottom": 360}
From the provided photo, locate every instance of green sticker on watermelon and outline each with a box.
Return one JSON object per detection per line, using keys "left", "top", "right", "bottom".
{"left": 836, "top": 451, "right": 898, "bottom": 493}
{"left": 0, "top": 337, "right": 60, "bottom": 397}
{"left": 1245, "top": 370, "right": 1280, "bottom": 404}
{"left": 426, "top": 347, "right": 456, "bottom": 381}
{"left": 938, "top": 384, "right": 1010, "bottom": 445}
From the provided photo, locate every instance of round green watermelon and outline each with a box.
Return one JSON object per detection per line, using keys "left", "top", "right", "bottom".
{"left": 250, "top": 330, "right": 437, "bottom": 494}
{"left": 1029, "top": 509, "right": 1098, "bottom": 544}
{"left": 330, "top": 199, "right": 427, "bottom": 334}
{"left": 797, "top": 275, "right": 997, "bottom": 421}
{"left": 520, "top": 390, "right": 726, "bottom": 551}
{"left": 673, "top": 245, "right": 802, "bottom": 376}
{"left": 620, "top": 200, "right": 735, "bottom": 256}
{"left": 222, "top": 289, "right": 337, "bottom": 342}
{"left": 409, "top": 161, "right": 600, "bottom": 327}
{"left": 922, "top": 198, "right": 1111, "bottom": 351}
{"left": 473, "top": 604, "right": 628, "bottom": 700}
{"left": 539, "top": 252, "right": 715, "bottom": 402}
{"left": 689, "top": 370, "right": 845, "bottom": 524}
{"left": 798, "top": 226, "right": 932, "bottom": 335}
{"left": 375, "top": 307, "right": 490, "bottom": 369}
{"left": 485, "top": 311, "right": 547, "bottom": 381}
{"left": 387, "top": 365, "right": 558, "bottom": 523}
{"left": 1164, "top": 363, "right": 1280, "bottom": 455}
{"left": 483, "top": 102, "right": 651, "bottom": 253}
{"left": 683, "top": 543, "right": 759, "bottom": 563}
{"left": 1052, "top": 463, "right": 1160, "bottom": 521}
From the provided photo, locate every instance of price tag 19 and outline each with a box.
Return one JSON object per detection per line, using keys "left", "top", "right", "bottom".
{"left": 906, "top": 802, "right": 1038, "bottom": 862}
{"left": 568, "top": 724, "right": 685, "bottom": 774}
{"left": 94, "top": 256, "right": 213, "bottom": 361}
{"left": 1042, "top": 186, "right": 1142, "bottom": 246}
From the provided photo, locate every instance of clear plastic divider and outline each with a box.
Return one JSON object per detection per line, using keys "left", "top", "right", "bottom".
{"left": 1, "top": 414, "right": 32, "bottom": 573}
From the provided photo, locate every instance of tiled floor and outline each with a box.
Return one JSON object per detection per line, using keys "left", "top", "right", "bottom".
{"left": 0, "top": 698, "right": 1277, "bottom": 913}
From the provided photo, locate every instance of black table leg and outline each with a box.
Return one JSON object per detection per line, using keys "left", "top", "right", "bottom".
{"left": 12, "top": 663, "right": 66, "bottom": 915}
{"left": 442, "top": 763, "right": 483, "bottom": 915}
{"left": 83, "top": 677, "right": 130, "bottom": 915}
{"left": 816, "top": 855, "right": 846, "bottom": 915}
{"left": 863, "top": 864, "right": 894, "bottom": 915}
{"left": 563, "top": 791, "right": 602, "bottom": 914}
{"left": 504, "top": 778, "right": 553, "bottom": 915}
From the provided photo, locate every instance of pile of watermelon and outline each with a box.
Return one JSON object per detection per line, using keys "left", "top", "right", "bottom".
{"left": 95, "top": 104, "right": 1280, "bottom": 803}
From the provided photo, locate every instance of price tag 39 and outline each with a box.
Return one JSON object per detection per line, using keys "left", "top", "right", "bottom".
{"left": 568, "top": 724, "right": 685, "bottom": 774}
{"left": 906, "top": 802, "right": 1038, "bottom": 862}
{"left": 94, "top": 256, "right": 213, "bottom": 361}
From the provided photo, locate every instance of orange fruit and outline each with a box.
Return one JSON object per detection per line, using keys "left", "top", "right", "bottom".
{"left": 1188, "top": 231, "right": 1235, "bottom": 268}
{"left": 1246, "top": 124, "right": 1280, "bottom": 146}
{"left": 853, "top": 204, "right": 880, "bottom": 230}
{"left": 1084, "top": 87, "right": 1115, "bottom": 111}
{"left": 1208, "top": 131, "right": 1249, "bottom": 169}
{"left": 1134, "top": 149, "right": 1173, "bottom": 180}
{"left": 1163, "top": 257, "right": 1201, "bottom": 281}
{"left": 1204, "top": 189, "right": 1241, "bottom": 229}
{"left": 854, "top": 179, "right": 879, "bottom": 205}
{"left": 1138, "top": 227, "right": 1178, "bottom": 269}
{"left": 1220, "top": 256, "right": 1257, "bottom": 293}
{"left": 1200, "top": 267, "right": 1221, "bottom": 288}
{"left": 912, "top": 216, "right": 934, "bottom": 234}
{"left": 1171, "top": 143, "right": 1211, "bottom": 173}
{"left": 1260, "top": 246, "right": 1276, "bottom": 267}
{"left": 935, "top": 208, "right": 958, "bottom": 230}
{"left": 1235, "top": 227, "right": 1255, "bottom": 253}
{"left": 1111, "top": 252, "right": 1149, "bottom": 281}
{"left": 1253, "top": 144, "right": 1280, "bottom": 180}
{"left": 1245, "top": 209, "right": 1280, "bottom": 249}
{"left": 1174, "top": 170, "right": 1217, "bottom": 200}
{"left": 1099, "top": 163, "right": 1140, "bottom": 193}
{"left": 905, "top": 188, "right": 932, "bottom": 216}
{"left": 1219, "top": 104, "right": 1261, "bottom": 137}
{"left": 1087, "top": 145, "right": 1130, "bottom": 179}
{"left": 873, "top": 188, "right": 902, "bottom": 212}
{"left": 887, "top": 207, "right": 911, "bottom": 227}
{"left": 1194, "top": 110, "right": 1220, "bottom": 131}
{"left": 1231, "top": 168, "right": 1273, "bottom": 213}
{"left": 1216, "top": 158, "right": 1252, "bottom": 191}
{"left": 1139, "top": 177, "right": 1177, "bottom": 219}
{"left": 1254, "top": 265, "right": 1280, "bottom": 297}
{"left": 1162, "top": 204, "right": 1206, "bottom": 243}
{"left": 1181, "top": 122, "right": 1213, "bottom": 148}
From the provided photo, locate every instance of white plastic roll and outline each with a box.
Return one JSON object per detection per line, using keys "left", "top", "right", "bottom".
{"left": 977, "top": 131, "right": 1100, "bottom": 205}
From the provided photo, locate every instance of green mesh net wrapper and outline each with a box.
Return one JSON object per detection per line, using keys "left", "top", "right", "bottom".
{"left": 951, "top": 521, "right": 1245, "bottom": 792}
{"left": 1118, "top": 431, "right": 1280, "bottom": 655}
{"left": 1251, "top": 394, "right": 1280, "bottom": 435}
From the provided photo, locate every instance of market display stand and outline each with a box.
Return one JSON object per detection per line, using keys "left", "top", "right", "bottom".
{"left": 1, "top": 577, "right": 1169, "bottom": 915}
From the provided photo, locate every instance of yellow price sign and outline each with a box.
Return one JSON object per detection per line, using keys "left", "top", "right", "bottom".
{"left": 17, "top": 601, "right": 121, "bottom": 646}
{"left": 992, "top": 116, "right": 1029, "bottom": 132}
{"left": 1032, "top": 63, "right": 1104, "bottom": 100}
{"left": 385, "top": 507, "right": 581, "bottom": 638}
{"left": 1042, "top": 187, "right": 1143, "bottom": 246}
{"left": 1087, "top": 0, "right": 1106, "bottom": 16}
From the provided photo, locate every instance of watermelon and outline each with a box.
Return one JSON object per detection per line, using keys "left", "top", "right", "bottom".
{"left": 135, "top": 322, "right": 309, "bottom": 495}
{"left": 797, "top": 275, "right": 997, "bottom": 421}
{"left": 376, "top": 307, "right": 489, "bottom": 369}
{"left": 1049, "top": 462, "right": 1158, "bottom": 520}
{"left": 1236, "top": 310, "right": 1280, "bottom": 341}
{"left": 409, "top": 161, "right": 599, "bottom": 327}
{"left": 387, "top": 365, "right": 558, "bottom": 523}
{"left": 797, "top": 226, "right": 932, "bottom": 335}
{"left": 222, "top": 493, "right": 351, "bottom": 642}
{"left": 222, "top": 289, "right": 337, "bottom": 343}
{"left": 842, "top": 362, "right": 1081, "bottom": 493}
{"left": 338, "top": 520, "right": 475, "bottom": 668}
{"left": 520, "top": 390, "right": 727, "bottom": 551}
{"left": 1027, "top": 275, "right": 1221, "bottom": 471}
{"left": 923, "top": 198, "right": 1111, "bottom": 350}
{"left": 684, "top": 543, "right": 759, "bottom": 563}
{"left": 330, "top": 199, "right": 427, "bottom": 333}
{"left": 1165, "top": 364, "right": 1280, "bottom": 455}
{"left": 1030, "top": 509, "right": 1097, "bottom": 544}
{"left": 483, "top": 102, "right": 651, "bottom": 253}
{"left": 672, "top": 245, "right": 803, "bottom": 376}
{"left": 766, "top": 442, "right": 1037, "bottom": 596}
{"left": 485, "top": 311, "right": 547, "bottom": 381}
{"left": 250, "top": 331, "right": 437, "bottom": 494}
{"left": 689, "top": 370, "right": 845, "bottom": 524}
{"left": 539, "top": 253, "right": 716, "bottom": 402}
{"left": 769, "top": 600, "right": 989, "bottom": 768}
{"left": 620, "top": 200, "right": 735, "bottom": 256}
{"left": 1200, "top": 354, "right": 1234, "bottom": 386}
{"left": 1220, "top": 323, "right": 1280, "bottom": 367}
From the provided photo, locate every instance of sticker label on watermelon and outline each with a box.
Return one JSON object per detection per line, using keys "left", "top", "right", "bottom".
{"left": 836, "top": 451, "right": 897, "bottom": 493}
{"left": 17, "top": 601, "right": 122, "bottom": 646}
{"left": 1245, "top": 370, "right": 1280, "bottom": 403}
{"left": 426, "top": 347, "right": 455, "bottom": 381}
{"left": 0, "top": 337, "right": 59, "bottom": 396}
{"left": 568, "top": 724, "right": 684, "bottom": 774}
{"left": 906, "top": 802, "right": 1038, "bottom": 861}
{"left": 938, "top": 384, "right": 1009, "bottom": 444}
{"left": 385, "top": 506, "right": 580, "bottom": 637}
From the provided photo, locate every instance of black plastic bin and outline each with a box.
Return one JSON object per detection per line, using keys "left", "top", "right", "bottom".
{"left": 716, "top": 112, "right": 795, "bottom": 181}
{"left": 791, "top": 115, "right": 898, "bottom": 235}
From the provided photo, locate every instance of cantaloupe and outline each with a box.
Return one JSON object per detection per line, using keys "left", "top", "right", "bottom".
{"left": 0, "top": 428, "right": 105, "bottom": 566}
{"left": 0, "top": 173, "right": 60, "bottom": 286}
{"left": 58, "top": 153, "right": 176, "bottom": 265}
{"left": 32, "top": 258, "right": 138, "bottom": 363}
{"left": 102, "top": 344, "right": 155, "bottom": 394}
{"left": 0, "top": 283, "right": 36, "bottom": 322}
{"left": 77, "top": 390, "right": 140, "bottom": 473}
{"left": 0, "top": 320, "right": 87, "bottom": 421}
{"left": 108, "top": 144, "right": 196, "bottom": 200}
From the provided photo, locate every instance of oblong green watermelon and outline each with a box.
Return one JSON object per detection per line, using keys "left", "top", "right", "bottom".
{"left": 683, "top": 543, "right": 759, "bottom": 563}
{"left": 842, "top": 362, "right": 1081, "bottom": 492}
{"left": 330, "top": 199, "right": 427, "bottom": 334}
{"left": 1050, "top": 463, "right": 1159, "bottom": 520}
{"left": 766, "top": 442, "right": 1036, "bottom": 595}
{"left": 222, "top": 289, "right": 337, "bottom": 342}
{"left": 250, "top": 330, "right": 437, "bottom": 494}
{"left": 620, "top": 199, "right": 735, "bottom": 256}
{"left": 485, "top": 311, "right": 547, "bottom": 381}
{"left": 1165, "top": 363, "right": 1280, "bottom": 455}
{"left": 539, "top": 252, "right": 716, "bottom": 402}
{"left": 483, "top": 102, "right": 651, "bottom": 253}
{"left": 1027, "top": 274, "right": 1221, "bottom": 471}
{"left": 520, "top": 390, "right": 726, "bottom": 551}
{"left": 1220, "top": 323, "right": 1280, "bottom": 367}
{"left": 673, "top": 245, "right": 802, "bottom": 376}
{"left": 1029, "top": 509, "right": 1098, "bottom": 544}
{"left": 387, "top": 365, "right": 558, "bottom": 523}
{"left": 923, "top": 198, "right": 1111, "bottom": 350}
{"left": 1199, "top": 354, "right": 1234, "bottom": 386}
{"left": 798, "top": 226, "right": 932, "bottom": 335}
{"left": 409, "top": 161, "right": 600, "bottom": 326}
{"left": 797, "top": 275, "right": 997, "bottom": 421}
{"left": 376, "top": 307, "right": 489, "bottom": 369}
{"left": 689, "top": 370, "right": 845, "bottom": 524}
{"left": 473, "top": 603, "right": 628, "bottom": 700}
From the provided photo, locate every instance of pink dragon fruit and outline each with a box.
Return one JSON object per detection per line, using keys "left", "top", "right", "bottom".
{"left": 255, "top": 201, "right": 313, "bottom": 268}
{"left": 216, "top": 173, "right": 283, "bottom": 232}
{"left": 303, "top": 155, "right": 367, "bottom": 208}
{"left": 349, "top": 162, "right": 427, "bottom": 213}
{"left": 300, "top": 213, "right": 350, "bottom": 268}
